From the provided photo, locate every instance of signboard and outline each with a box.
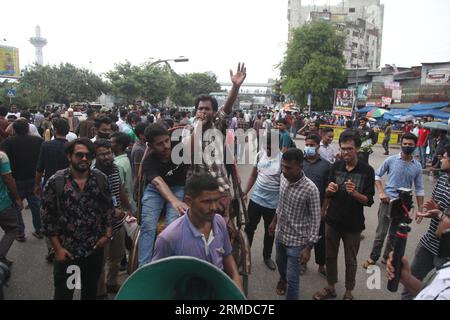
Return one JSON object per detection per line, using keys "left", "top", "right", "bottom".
{"left": 381, "top": 96, "right": 392, "bottom": 107}
{"left": 392, "top": 89, "right": 402, "bottom": 102}
{"left": 384, "top": 81, "right": 400, "bottom": 90}
{"left": 5, "top": 89, "right": 16, "bottom": 97}
{"left": 425, "top": 68, "right": 450, "bottom": 85}
{"left": 365, "top": 101, "right": 382, "bottom": 107}
{"left": 333, "top": 89, "right": 355, "bottom": 116}
{"left": 0, "top": 46, "right": 20, "bottom": 78}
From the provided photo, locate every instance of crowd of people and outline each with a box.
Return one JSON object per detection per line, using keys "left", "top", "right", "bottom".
{"left": 0, "top": 63, "right": 449, "bottom": 300}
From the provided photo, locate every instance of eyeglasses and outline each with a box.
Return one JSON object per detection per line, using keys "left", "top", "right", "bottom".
{"left": 74, "top": 152, "right": 93, "bottom": 160}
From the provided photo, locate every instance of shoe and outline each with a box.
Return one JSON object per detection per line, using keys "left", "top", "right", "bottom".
{"left": 16, "top": 234, "right": 26, "bottom": 242}
{"left": 276, "top": 279, "right": 286, "bottom": 296}
{"left": 383, "top": 152, "right": 389, "bottom": 155}
{"left": 32, "top": 231, "right": 43, "bottom": 239}
{"left": 263, "top": 258, "right": 276, "bottom": 270}
{"left": 313, "top": 287, "right": 337, "bottom": 300}
{"left": 0, "top": 258, "right": 13, "bottom": 268}
{"left": 106, "top": 284, "right": 119, "bottom": 294}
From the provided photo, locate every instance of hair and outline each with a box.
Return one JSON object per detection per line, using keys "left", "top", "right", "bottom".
{"left": 86, "top": 108, "right": 95, "bottom": 117}
{"left": 52, "top": 118, "right": 70, "bottom": 136}
{"left": 20, "top": 110, "right": 31, "bottom": 121}
{"left": 111, "top": 132, "right": 131, "bottom": 151}
{"left": 444, "top": 144, "right": 450, "bottom": 157}
{"left": 144, "top": 123, "right": 169, "bottom": 144}
{"left": 305, "top": 134, "right": 320, "bottom": 145}
{"left": 180, "top": 111, "right": 187, "bottom": 118}
{"left": 194, "top": 94, "right": 219, "bottom": 112}
{"left": 44, "top": 111, "right": 51, "bottom": 118}
{"left": 345, "top": 120, "right": 353, "bottom": 128}
{"left": 276, "top": 118, "right": 288, "bottom": 126}
{"left": 360, "top": 117, "right": 368, "bottom": 122}
{"left": 185, "top": 175, "right": 219, "bottom": 198}
{"left": 12, "top": 119, "right": 29, "bottom": 135}
{"left": 134, "top": 122, "right": 147, "bottom": 137}
{"left": 126, "top": 112, "right": 140, "bottom": 124}
{"left": 0, "top": 106, "right": 8, "bottom": 117}
{"left": 94, "top": 115, "right": 112, "bottom": 128}
{"left": 401, "top": 132, "right": 418, "bottom": 145}
{"left": 65, "top": 138, "right": 95, "bottom": 156}
{"left": 339, "top": 132, "right": 362, "bottom": 148}
{"left": 282, "top": 148, "right": 304, "bottom": 165}
{"left": 119, "top": 109, "right": 129, "bottom": 118}
{"left": 313, "top": 121, "right": 320, "bottom": 128}
{"left": 322, "top": 127, "right": 334, "bottom": 134}
{"left": 94, "top": 138, "right": 112, "bottom": 150}
{"left": 257, "top": 114, "right": 262, "bottom": 119}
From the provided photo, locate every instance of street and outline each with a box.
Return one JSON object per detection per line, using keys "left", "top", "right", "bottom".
{"left": 2, "top": 140, "right": 435, "bottom": 300}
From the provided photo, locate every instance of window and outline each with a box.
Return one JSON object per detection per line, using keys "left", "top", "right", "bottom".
{"left": 352, "top": 42, "right": 358, "bottom": 48}
{"left": 349, "top": 8, "right": 356, "bottom": 13}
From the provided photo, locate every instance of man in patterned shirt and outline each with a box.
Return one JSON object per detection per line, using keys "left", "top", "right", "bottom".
{"left": 402, "top": 143, "right": 450, "bottom": 299}
{"left": 182, "top": 63, "right": 246, "bottom": 220}
{"left": 41, "top": 138, "right": 114, "bottom": 300}
{"left": 268, "top": 148, "right": 321, "bottom": 300}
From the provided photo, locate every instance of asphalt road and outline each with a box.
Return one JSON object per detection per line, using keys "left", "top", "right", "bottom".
{"left": 2, "top": 139, "right": 435, "bottom": 300}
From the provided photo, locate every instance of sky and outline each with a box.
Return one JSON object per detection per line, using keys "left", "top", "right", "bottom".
{"left": 1, "top": 0, "right": 449, "bottom": 83}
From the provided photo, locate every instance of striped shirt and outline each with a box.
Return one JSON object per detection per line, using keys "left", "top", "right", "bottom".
{"left": 275, "top": 174, "right": 321, "bottom": 247}
{"left": 96, "top": 164, "right": 124, "bottom": 231}
{"left": 375, "top": 153, "right": 424, "bottom": 199}
{"left": 420, "top": 174, "right": 450, "bottom": 256}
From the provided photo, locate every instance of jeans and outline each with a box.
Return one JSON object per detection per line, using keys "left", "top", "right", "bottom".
{"left": 15, "top": 179, "right": 41, "bottom": 235}
{"left": 0, "top": 207, "right": 18, "bottom": 260}
{"left": 275, "top": 240, "right": 305, "bottom": 300}
{"left": 245, "top": 200, "right": 275, "bottom": 259}
{"left": 401, "top": 243, "right": 447, "bottom": 300}
{"left": 419, "top": 146, "right": 427, "bottom": 169}
{"left": 382, "top": 138, "right": 389, "bottom": 153}
{"left": 291, "top": 127, "right": 297, "bottom": 140}
{"left": 369, "top": 202, "right": 397, "bottom": 262}
{"left": 53, "top": 248, "right": 104, "bottom": 300}
{"left": 138, "top": 184, "right": 184, "bottom": 267}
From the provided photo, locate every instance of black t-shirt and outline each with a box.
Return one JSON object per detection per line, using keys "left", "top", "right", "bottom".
{"left": 325, "top": 159, "right": 375, "bottom": 233}
{"left": 143, "top": 153, "right": 186, "bottom": 187}
{"left": 36, "top": 138, "right": 69, "bottom": 183}
{"left": 1, "top": 135, "right": 43, "bottom": 180}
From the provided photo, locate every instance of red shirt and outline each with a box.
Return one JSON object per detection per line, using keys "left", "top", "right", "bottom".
{"left": 418, "top": 128, "right": 430, "bottom": 147}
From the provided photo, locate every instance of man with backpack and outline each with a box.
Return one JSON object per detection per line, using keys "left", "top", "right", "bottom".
{"left": 41, "top": 138, "right": 114, "bottom": 300}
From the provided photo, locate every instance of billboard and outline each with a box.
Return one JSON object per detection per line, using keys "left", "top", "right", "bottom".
{"left": 425, "top": 68, "right": 450, "bottom": 85}
{"left": 333, "top": 89, "right": 355, "bottom": 116}
{"left": 0, "top": 46, "right": 20, "bottom": 78}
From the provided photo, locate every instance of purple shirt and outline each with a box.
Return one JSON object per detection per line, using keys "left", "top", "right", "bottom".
{"left": 152, "top": 213, "right": 232, "bottom": 270}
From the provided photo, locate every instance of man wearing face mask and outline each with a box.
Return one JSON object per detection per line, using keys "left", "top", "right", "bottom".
{"left": 91, "top": 116, "right": 113, "bottom": 143}
{"left": 363, "top": 133, "right": 424, "bottom": 269}
{"left": 387, "top": 207, "right": 450, "bottom": 300}
{"left": 303, "top": 134, "right": 331, "bottom": 277}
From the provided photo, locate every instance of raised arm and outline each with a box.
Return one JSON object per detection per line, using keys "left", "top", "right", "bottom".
{"left": 223, "top": 63, "right": 247, "bottom": 115}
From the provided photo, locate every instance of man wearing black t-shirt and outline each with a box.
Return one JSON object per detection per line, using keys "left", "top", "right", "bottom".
{"left": 313, "top": 133, "right": 375, "bottom": 301}
{"left": 138, "top": 123, "right": 188, "bottom": 267}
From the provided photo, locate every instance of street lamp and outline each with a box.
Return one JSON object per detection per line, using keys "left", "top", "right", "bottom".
{"left": 149, "top": 56, "right": 189, "bottom": 66}
{"left": 89, "top": 61, "right": 92, "bottom": 73}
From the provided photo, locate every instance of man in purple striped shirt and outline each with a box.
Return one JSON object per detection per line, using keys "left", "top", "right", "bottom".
{"left": 152, "top": 175, "right": 243, "bottom": 292}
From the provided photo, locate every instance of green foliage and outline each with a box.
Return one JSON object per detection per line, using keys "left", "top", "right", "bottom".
{"left": 280, "top": 20, "right": 348, "bottom": 110}
{"left": 171, "top": 72, "right": 221, "bottom": 106}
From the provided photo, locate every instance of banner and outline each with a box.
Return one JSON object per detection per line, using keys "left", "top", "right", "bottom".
{"left": 384, "top": 81, "right": 400, "bottom": 90}
{"left": 381, "top": 96, "right": 392, "bottom": 107}
{"left": 0, "top": 46, "right": 20, "bottom": 78}
{"left": 332, "top": 89, "right": 355, "bottom": 116}
{"left": 392, "top": 89, "right": 402, "bottom": 102}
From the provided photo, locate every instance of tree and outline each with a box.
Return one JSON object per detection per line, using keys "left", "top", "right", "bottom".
{"left": 171, "top": 72, "right": 221, "bottom": 106}
{"left": 139, "top": 63, "right": 175, "bottom": 106}
{"left": 106, "top": 61, "right": 142, "bottom": 105}
{"left": 280, "top": 20, "right": 347, "bottom": 110}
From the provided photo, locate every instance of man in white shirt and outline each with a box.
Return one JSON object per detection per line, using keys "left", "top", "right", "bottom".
{"left": 319, "top": 127, "right": 335, "bottom": 163}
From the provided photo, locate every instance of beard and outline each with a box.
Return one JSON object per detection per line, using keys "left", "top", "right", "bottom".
{"left": 72, "top": 161, "right": 90, "bottom": 173}
{"left": 95, "top": 161, "right": 114, "bottom": 176}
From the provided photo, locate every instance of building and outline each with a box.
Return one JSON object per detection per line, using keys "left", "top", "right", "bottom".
{"left": 287, "top": 0, "right": 384, "bottom": 69}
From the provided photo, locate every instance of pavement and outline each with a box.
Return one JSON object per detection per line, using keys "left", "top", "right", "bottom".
{"left": 2, "top": 139, "right": 437, "bottom": 300}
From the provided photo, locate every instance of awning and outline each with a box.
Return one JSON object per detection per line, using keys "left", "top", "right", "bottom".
{"left": 408, "top": 102, "right": 449, "bottom": 111}
{"left": 355, "top": 106, "right": 374, "bottom": 113}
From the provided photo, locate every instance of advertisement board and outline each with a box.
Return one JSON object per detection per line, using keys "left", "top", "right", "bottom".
{"left": 332, "top": 89, "right": 355, "bottom": 116}
{"left": 0, "top": 46, "right": 20, "bottom": 78}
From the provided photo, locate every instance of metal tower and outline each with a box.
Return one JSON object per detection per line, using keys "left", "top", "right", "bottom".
{"left": 29, "top": 25, "right": 47, "bottom": 65}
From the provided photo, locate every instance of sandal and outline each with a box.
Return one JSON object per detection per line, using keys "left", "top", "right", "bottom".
{"left": 343, "top": 293, "right": 354, "bottom": 300}
{"left": 16, "top": 234, "right": 26, "bottom": 242}
{"left": 276, "top": 280, "right": 286, "bottom": 296}
{"left": 362, "top": 259, "right": 376, "bottom": 269}
{"left": 313, "top": 287, "right": 337, "bottom": 300}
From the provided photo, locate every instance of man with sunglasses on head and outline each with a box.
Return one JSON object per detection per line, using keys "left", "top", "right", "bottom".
{"left": 41, "top": 138, "right": 114, "bottom": 300}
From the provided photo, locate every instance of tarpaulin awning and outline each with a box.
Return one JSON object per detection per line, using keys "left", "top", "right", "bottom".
{"left": 356, "top": 106, "right": 374, "bottom": 113}
{"left": 408, "top": 102, "right": 449, "bottom": 111}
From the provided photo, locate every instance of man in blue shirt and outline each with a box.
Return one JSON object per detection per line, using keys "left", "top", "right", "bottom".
{"left": 276, "top": 118, "right": 294, "bottom": 153}
{"left": 363, "top": 133, "right": 424, "bottom": 268}
{"left": 152, "top": 175, "right": 243, "bottom": 292}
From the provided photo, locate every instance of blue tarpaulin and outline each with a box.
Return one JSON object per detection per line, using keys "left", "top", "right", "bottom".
{"left": 408, "top": 102, "right": 449, "bottom": 111}
{"left": 356, "top": 106, "right": 374, "bottom": 113}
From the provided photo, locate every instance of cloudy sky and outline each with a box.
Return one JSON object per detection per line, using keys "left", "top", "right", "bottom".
{"left": 1, "top": 0, "right": 449, "bottom": 83}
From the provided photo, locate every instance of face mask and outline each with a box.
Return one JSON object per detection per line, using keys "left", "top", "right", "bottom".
{"left": 305, "top": 146, "right": 317, "bottom": 157}
{"left": 402, "top": 146, "right": 416, "bottom": 155}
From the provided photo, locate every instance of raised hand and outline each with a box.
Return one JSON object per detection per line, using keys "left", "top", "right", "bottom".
{"left": 230, "top": 62, "right": 247, "bottom": 88}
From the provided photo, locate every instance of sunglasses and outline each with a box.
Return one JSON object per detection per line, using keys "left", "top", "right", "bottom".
{"left": 74, "top": 152, "right": 93, "bottom": 160}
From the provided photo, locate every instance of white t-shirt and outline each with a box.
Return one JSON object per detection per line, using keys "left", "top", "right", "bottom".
{"left": 415, "top": 262, "right": 450, "bottom": 300}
